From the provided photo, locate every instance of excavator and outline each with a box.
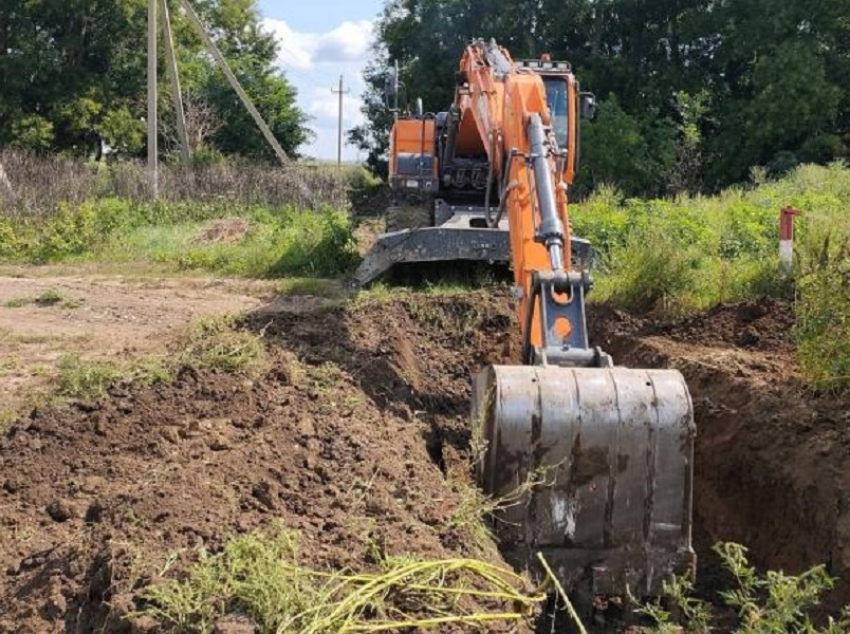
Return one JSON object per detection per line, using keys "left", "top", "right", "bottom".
{"left": 356, "top": 39, "right": 696, "bottom": 599}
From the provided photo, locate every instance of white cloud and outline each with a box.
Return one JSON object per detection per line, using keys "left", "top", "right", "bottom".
{"left": 313, "top": 20, "right": 375, "bottom": 65}
{"left": 262, "top": 18, "right": 317, "bottom": 71}
{"left": 306, "top": 87, "right": 365, "bottom": 125}
{"left": 262, "top": 18, "right": 374, "bottom": 71}
{"left": 261, "top": 17, "right": 376, "bottom": 160}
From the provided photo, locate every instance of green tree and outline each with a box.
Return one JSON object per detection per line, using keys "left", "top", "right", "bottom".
{"left": 354, "top": 0, "right": 850, "bottom": 193}
{"left": 0, "top": 0, "right": 309, "bottom": 160}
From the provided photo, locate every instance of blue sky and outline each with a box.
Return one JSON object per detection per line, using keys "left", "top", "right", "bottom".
{"left": 257, "top": 1, "right": 385, "bottom": 160}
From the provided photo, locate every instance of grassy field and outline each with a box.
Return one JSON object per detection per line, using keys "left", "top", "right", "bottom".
{"left": 572, "top": 163, "right": 850, "bottom": 392}
{"left": 1, "top": 157, "right": 847, "bottom": 391}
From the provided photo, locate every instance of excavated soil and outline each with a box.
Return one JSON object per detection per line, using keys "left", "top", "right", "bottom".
{"left": 1, "top": 290, "right": 849, "bottom": 632}
{"left": 0, "top": 292, "right": 519, "bottom": 633}
{"left": 589, "top": 297, "right": 850, "bottom": 611}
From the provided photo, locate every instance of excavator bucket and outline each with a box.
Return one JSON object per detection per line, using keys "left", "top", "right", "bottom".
{"left": 472, "top": 364, "right": 695, "bottom": 597}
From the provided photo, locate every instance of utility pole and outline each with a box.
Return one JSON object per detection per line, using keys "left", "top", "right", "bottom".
{"left": 331, "top": 75, "right": 349, "bottom": 167}
{"left": 0, "top": 159, "right": 15, "bottom": 205}
{"left": 161, "top": 0, "right": 190, "bottom": 163}
{"left": 147, "top": 0, "right": 158, "bottom": 199}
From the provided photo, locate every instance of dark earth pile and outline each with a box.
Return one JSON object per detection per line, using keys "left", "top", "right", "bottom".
{"left": 1, "top": 292, "right": 848, "bottom": 632}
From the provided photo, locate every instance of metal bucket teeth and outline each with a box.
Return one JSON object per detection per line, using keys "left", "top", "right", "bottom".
{"left": 472, "top": 364, "right": 696, "bottom": 596}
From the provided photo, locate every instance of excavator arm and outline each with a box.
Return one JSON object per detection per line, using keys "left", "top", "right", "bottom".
{"left": 455, "top": 40, "right": 696, "bottom": 599}
{"left": 447, "top": 40, "right": 589, "bottom": 360}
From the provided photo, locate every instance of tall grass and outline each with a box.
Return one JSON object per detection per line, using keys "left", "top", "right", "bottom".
{"left": 0, "top": 149, "right": 367, "bottom": 215}
{"left": 573, "top": 163, "right": 850, "bottom": 391}
{"left": 0, "top": 150, "right": 364, "bottom": 277}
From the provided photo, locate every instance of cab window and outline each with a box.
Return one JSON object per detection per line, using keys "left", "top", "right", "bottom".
{"left": 543, "top": 78, "right": 569, "bottom": 150}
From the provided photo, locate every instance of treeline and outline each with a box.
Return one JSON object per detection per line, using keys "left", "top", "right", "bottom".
{"left": 349, "top": 0, "right": 850, "bottom": 196}
{"left": 0, "top": 0, "right": 309, "bottom": 161}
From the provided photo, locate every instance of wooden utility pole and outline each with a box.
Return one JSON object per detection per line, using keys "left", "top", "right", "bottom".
{"left": 331, "top": 75, "right": 350, "bottom": 168}
{"left": 180, "top": 0, "right": 289, "bottom": 166}
{"left": 161, "top": 0, "right": 191, "bottom": 162}
{"left": 0, "top": 160, "right": 15, "bottom": 205}
{"left": 178, "top": 0, "right": 313, "bottom": 203}
{"left": 147, "top": 0, "right": 159, "bottom": 198}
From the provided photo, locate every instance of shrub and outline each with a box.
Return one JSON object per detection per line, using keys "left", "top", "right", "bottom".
{"left": 641, "top": 542, "right": 849, "bottom": 634}
{"left": 795, "top": 236, "right": 850, "bottom": 393}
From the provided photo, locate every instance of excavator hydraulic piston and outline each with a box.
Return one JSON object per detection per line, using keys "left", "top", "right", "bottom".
{"left": 527, "top": 114, "right": 565, "bottom": 271}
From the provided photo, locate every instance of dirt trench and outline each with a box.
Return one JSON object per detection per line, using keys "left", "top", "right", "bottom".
{"left": 0, "top": 291, "right": 848, "bottom": 632}
{"left": 588, "top": 298, "right": 850, "bottom": 611}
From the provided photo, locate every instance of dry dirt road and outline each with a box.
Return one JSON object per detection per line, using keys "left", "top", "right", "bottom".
{"left": 0, "top": 273, "right": 280, "bottom": 420}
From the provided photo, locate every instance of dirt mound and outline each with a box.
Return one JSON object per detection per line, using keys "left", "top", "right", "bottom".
{"left": 0, "top": 292, "right": 520, "bottom": 633}
{"left": 2, "top": 290, "right": 849, "bottom": 632}
{"left": 588, "top": 297, "right": 795, "bottom": 355}
{"left": 651, "top": 297, "right": 795, "bottom": 353}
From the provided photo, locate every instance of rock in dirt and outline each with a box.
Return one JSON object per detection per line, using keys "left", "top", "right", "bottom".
{"left": 250, "top": 481, "right": 278, "bottom": 510}
{"left": 46, "top": 499, "right": 77, "bottom": 522}
{"left": 213, "top": 614, "right": 257, "bottom": 634}
{"left": 208, "top": 434, "right": 232, "bottom": 451}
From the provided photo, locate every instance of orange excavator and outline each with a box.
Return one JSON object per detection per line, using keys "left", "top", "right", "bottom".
{"left": 358, "top": 39, "right": 696, "bottom": 598}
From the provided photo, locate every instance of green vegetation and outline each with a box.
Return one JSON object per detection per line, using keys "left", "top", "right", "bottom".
{"left": 3, "top": 288, "right": 81, "bottom": 309}
{"left": 0, "top": 198, "right": 358, "bottom": 278}
{"left": 141, "top": 522, "right": 547, "bottom": 633}
{"left": 51, "top": 316, "right": 265, "bottom": 401}
{"left": 572, "top": 163, "right": 850, "bottom": 392}
{"left": 0, "top": 0, "right": 308, "bottom": 160}
{"left": 355, "top": 0, "right": 849, "bottom": 194}
{"left": 56, "top": 354, "right": 122, "bottom": 400}
{"left": 175, "top": 316, "right": 268, "bottom": 376}
{"left": 642, "top": 542, "right": 849, "bottom": 634}
{"left": 795, "top": 239, "right": 850, "bottom": 393}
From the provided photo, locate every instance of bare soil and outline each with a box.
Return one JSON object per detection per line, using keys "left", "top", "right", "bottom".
{"left": 0, "top": 281, "right": 849, "bottom": 632}
{"left": 0, "top": 275, "right": 275, "bottom": 417}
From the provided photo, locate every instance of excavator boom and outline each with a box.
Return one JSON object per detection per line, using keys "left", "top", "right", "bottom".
{"left": 361, "top": 39, "right": 696, "bottom": 598}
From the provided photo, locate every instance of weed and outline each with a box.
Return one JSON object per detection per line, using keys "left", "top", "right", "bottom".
{"left": 444, "top": 462, "right": 557, "bottom": 558}
{"left": 34, "top": 288, "right": 64, "bottom": 306}
{"left": 140, "top": 522, "right": 549, "bottom": 633}
{"left": 306, "top": 362, "right": 343, "bottom": 391}
{"left": 175, "top": 316, "right": 268, "bottom": 376}
{"left": 640, "top": 542, "right": 849, "bottom": 634}
{"left": 128, "top": 355, "right": 174, "bottom": 386}
{"left": 2, "top": 288, "right": 81, "bottom": 308}
{"left": 56, "top": 354, "right": 120, "bottom": 399}
{"left": 2, "top": 296, "right": 30, "bottom": 308}
{"left": 795, "top": 234, "right": 850, "bottom": 393}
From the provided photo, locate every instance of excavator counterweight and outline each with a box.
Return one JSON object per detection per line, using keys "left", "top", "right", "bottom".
{"left": 358, "top": 38, "right": 696, "bottom": 598}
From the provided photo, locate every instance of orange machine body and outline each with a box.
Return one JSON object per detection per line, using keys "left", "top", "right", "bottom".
{"left": 388, "top": 117, "right": 438, "bottom": 194}
{"left": 453, "top": 42, "right": 580, "bottom": 352}
{"left": 386, "top": 40, "right": 583, "bottom": 358}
